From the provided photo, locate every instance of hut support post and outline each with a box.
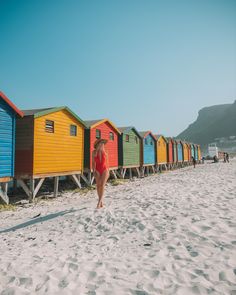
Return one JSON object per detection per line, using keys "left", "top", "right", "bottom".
{"left": 81, "top": 172, "right": 94, "bottom": 186}
{"left": 54, "top": 176, "right": 59, "bottom": 198}
{"left": 151, "top": 166, "right": 155, "bottom": 174}
{"left": 71, "top": 174, "right": 81, "bottom": 189}
{"left": 114, "top": 169, "right": 122, "bottom": 179}
{"left": 110, "top": 170, "right": 117, "bottom": 179}
{"left": 129, "top": 168, "right": 132, "bottom": 179}
{"left": 33, "top": 178, "right": 45, "bottom": 199}
{"left": 123, "top": 169, "right": 127, "bottom": 178}
{"left": 135, "top": 167, "right": 140, "bottom": 177}
{"left": 18, "top": 179, "right": 32, "bottom": 201}
{"left": 0, "top": 183, "right": 9, "bottom": 204}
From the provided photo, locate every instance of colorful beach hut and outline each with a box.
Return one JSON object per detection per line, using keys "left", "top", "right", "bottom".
{"left": 182, "top": 141, "right": 189, "bottom": 164}
{"left": 194, "top": 144, "right": 198, "bottom": 161}
{"left": 186, "top": 143, "right": 192, "bottom": 162}
{"left": 166, "top": 137, "right": 174, "bottom": 169}
{"left": 84, "top": 119, "right": 121, "bottom": 183}
{"left": 197, "top": 145, "right": 201, "bottom": 162}
{"left": 155, "top": 135, "right": 168, "bottom": 170}
{"left": 190, "top": 143, "right": 195, "bottom": 160}
{"left": 176, "top": 140, "right": 184, "bottom": 166}
{"left": 0, "top": 91, "right": 23, "bottom": 204}
{"left": 15, "top": 107, "right": 86, "bottom": 200}
{"left": 172, "top": 139, "right": 178, "bottom": 166}
{"left": 118, "top": 127, "right": 141, "bottom": 178}
{"left": 139, "top": 131, "right": 156, "bottom": 175}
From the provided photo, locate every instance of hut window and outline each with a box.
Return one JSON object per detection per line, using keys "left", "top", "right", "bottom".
{"left": 125, "top": 135, "right": 129, "bottom": 142}
{"left": 145, "top": 138, "right": 148, "bottom": 145}
{"left": 109, "top": 132, "right": 114, "bottom": 141}
{"left": 45, "top": 120, "right": 54, "bottom": 133}
{"left": 70, "top": 125, "right": 77, "bottom": 136}
{"left": 96, "top": 129, "right": 101, "bottom": 139}
{"left": 135, "top": 136, "right": 138, "bottom": 144}
{"left": 150, "top": 140, "right": 153, "bottom": 145}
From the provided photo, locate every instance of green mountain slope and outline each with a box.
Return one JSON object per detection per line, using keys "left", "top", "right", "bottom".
{"left": 177, "top": 100, "right": 236, "bottom": 148}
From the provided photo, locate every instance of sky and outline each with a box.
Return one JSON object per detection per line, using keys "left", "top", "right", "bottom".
{"left": 1, "top": 0, "right": 236, "bottom": 136}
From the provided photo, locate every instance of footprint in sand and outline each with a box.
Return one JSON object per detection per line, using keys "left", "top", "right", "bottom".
{"left": 58, "top": 277, "right": 69, "bottom": 288}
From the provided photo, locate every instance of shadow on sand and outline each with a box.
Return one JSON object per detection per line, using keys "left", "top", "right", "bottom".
{"left": 0, "top": 208, "right": 77, "bottom": 234}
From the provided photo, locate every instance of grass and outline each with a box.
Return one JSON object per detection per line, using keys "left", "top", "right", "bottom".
{"left": 0, "top": 204, "right": 16, "bottom": 212}
{"left": 109, "top": 179, "right": 128, "bottom": 186}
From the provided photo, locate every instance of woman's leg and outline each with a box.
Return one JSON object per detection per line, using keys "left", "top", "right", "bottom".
{"left": 95, "top": 173, "right": 102, "bottom": 208}
{"left": 99, "top": 170, "right": 110, "bottom": 207}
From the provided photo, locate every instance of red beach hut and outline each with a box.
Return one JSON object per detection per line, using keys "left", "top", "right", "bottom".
{"left": 84, "top": 119, "right": 121, "bottom": 184}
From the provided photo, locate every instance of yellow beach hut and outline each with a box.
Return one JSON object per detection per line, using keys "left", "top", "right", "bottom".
{"left": 182, "top": 141, "right": 189, "bottom": 165}
{"left": 15, "top": 106, "right": 86, "bottom": 201}
{"left": 197, "top": 144, "right": 201, "bottom": 163}
{"left": 155, "top": 135, "right": 168, "bottom": 171}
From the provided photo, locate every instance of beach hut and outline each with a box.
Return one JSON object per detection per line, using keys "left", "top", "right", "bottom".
{"left": 187, "top": 143, "right": 192, "bottom": 162}
{"left": 182, "top": 141, "right": 189, "bottom": 165}
{"left": 15, "top": 106, "right": 86, "bottom": 201}
{"left": 176, "top": 140, "right": 184, "bottom": 166}
{"left": 155, "top": 135, "right": 168, "bottom": 171}
{"left": 118, "top": 126, "right": 141, "bottom": 178}
{"left": 139, "top": 131, "right": 156, "bottom": 175}
{"left": 0, "top": 91, "right": 23, "bottom": 204}
{"left": 172, "top": 139, "right": 178, "bottom": 167}
{"left": 84, "top": 119, "right": 121, "bottom": 184}
{"left": 194, "top": 144, "right": 198, "bottom": 161}
{"left": 190, "top": 143, "right": 195, "bottom": 161}
{"left": 197, "top": 145, "right": 201, "bottom": 162}
{"left": 166, "top": 137, "right": 174, "bottom": 169}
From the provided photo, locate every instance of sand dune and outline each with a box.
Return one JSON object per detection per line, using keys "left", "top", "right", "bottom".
{"left": 1, "top": 160, "right": 236, "bottom": 294}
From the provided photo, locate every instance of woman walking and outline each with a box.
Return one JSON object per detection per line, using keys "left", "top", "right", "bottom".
{"left": 92, "top": 139, "right": 110, "bottom": 209}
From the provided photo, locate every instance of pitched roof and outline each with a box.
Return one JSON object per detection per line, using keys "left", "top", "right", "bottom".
{"left": 22, "top": 106, "right": 86, "bottom": 127}
{"left": 118, "top": 126, "right": 141, "bottom": 138}
{"left": 0, "top": 91, "right": 24, "bottom": 117}
{"left": 84, "top": 119, "right": 104, "bottom": 127}
{"left": 155, "top": 134, "right": 168, "bottom": 142}
{"left": 22, "top": 108, "right": 54, "bottom": 116}
{"left": 139, "top": 131, "right": 156, "bottom": 140}
{"left": 84, "top": 118, "right": 121, "bottom": 134}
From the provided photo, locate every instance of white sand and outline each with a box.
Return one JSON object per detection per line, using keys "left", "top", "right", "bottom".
{"left": 1, "top": 160, "right": 236, "bottom": 295}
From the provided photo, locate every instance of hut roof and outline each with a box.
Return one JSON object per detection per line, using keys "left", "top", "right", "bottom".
{"left": 84, "top": 119, "right": 121, "bottom": 134}
{"left": 22, "top": 106, "right": 86, "bottom": 127}
{"left": 118, "top": 126, "right": 141, "bottom": 138}
{"left": 0, "top": 91, "right": 24, "bottom": 117}
{"left": 155, "top": 134, "right": 168, "bottom": 143}
{"left": 139, "top": 131, "right": 156, "bottom": 140}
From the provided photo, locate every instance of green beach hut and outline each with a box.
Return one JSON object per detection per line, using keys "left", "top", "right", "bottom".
{"left": 118, "top": 126, "right": 141, "bottom": 178}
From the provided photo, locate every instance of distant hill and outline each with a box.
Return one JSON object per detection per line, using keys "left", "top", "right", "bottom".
{"left": 177, "top": 100, "right": 236, "bottom": 151}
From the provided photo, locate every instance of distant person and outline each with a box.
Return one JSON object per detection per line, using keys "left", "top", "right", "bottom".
{"left": 213, "top": 155, "right": 218, "bottom": 163}
{"left": 92, "top": 139, "right": 110, "bottom": 209}
{"left": 223, "top": 153, "right": 226, "bottom": 163}
{"left": 202, "top": 157, "right": 205, "bottom": 164}
{"left": 192, "top": 156, "right": 196, "bottom": 168}
{"left": 226, "top": 153, "right": 229, "bottom": 163}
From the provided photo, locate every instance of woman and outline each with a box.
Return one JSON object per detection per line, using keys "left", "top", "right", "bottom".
{"left": 92, "top": 139, "right": 110, "bottom": 209}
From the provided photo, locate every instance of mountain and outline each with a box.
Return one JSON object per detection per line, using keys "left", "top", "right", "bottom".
{"left": 177, "top": 100, "right": 236, "bottom": 151}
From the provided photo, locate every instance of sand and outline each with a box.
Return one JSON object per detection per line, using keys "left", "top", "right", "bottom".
{"left": 0, "top": 160, "right": 236, "bottom": 295}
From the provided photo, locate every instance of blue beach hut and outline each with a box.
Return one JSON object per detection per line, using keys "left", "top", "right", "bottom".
{"left": 139, "top": 131, "right": 156, "bottom": 174}
{"left": 191, "top": 143, "right": 195, "bottom": 159}
{"left": 0, "top": 91, "right": 23, "bottom": 204}
{"left": 176, "top": 140, "right": 183, "bottom": 164}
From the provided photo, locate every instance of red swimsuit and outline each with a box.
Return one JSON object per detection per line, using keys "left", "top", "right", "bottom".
{"left": 94, "top": 151, "right": 108, "bottom": 175}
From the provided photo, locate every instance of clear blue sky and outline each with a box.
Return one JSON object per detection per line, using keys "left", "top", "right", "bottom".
{"left": 1, "top": 0, "right": 236, "bottom": 136}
